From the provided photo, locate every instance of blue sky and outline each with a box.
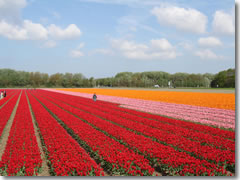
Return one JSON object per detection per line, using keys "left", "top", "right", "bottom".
{"left": 0, "top": 0, "right": 235, "bottom": 78}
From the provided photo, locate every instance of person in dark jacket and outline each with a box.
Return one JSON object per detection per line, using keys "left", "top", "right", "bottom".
{"left": 93, "top": 93, "right": 97, "bottom": 102}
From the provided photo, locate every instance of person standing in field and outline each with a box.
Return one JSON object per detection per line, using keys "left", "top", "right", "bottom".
{"left": 93, "top": 93, "right": 97, "bottom": 102}
{"left": 0, "top": 91, "right": 3, "bottom": 99}
{"left": 4, "top": 90, "right": 6, "bottom": 97}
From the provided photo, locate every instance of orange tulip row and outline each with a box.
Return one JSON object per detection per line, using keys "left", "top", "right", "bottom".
{"left": 57, "top": 88, "right": 235, "bottom": 110}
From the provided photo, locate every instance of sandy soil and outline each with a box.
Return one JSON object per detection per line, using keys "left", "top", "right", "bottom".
{"left": 26, "top": 92, "right": 50, "bottom": 176}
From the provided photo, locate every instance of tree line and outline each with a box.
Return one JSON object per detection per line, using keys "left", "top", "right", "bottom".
{"left": 0, "top": 68, "right": 235, "bottom": 88}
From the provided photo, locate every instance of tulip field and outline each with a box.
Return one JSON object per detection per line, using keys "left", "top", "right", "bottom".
{"left": 0, "top": 88, "right": 235, "bottom": 176}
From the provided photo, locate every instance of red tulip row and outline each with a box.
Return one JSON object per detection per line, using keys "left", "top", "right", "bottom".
{"left": 109, "top": 103, "right": 234, "bottom": 140}
{"left": 0, "top": 90, "right": 15, "bottom": 107}
{"left": 0, "top": 91, "right": 42, "bottom": 176}
{"left": 100, "top": 107, "right": 234, "bottom": 151}
{"left": 30, "top": 91, "right": 155, "bottom": 176}
{"left": 39, "top": 90, "right": 234, "bottom": 141}
{"left": 44, "top": 90, "right": 234, "bottom": 152}
{"left": 115, "top": 106, "right": 234, "bottom": 140}
{"left": 34, "top": 90, "right": 232, "bottom": 176}
{"left": 37, "top": 90, "right": 234, "bottom": 170}
{"left": 26, "top": 91, "right": 103, "bottom": 176}
{"left": 86, "top": 102, "right": 234, "bottom": 151}
{"left": 0, "top": 91, "right": 20, "bottom": 137}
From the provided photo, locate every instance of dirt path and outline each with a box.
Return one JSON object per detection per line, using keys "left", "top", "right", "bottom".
{"left": 26, "top": 91, "right": 50, "bottom": 176}
{"left": 0, "top": 91, "right": 22, "bottom": 161}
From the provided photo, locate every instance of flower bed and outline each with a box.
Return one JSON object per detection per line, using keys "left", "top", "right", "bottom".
{"left": 0, "top": 91, "right": 42, "bottom": 176}
{"left": 36, "top": 89, "right": 234, "bottom": 175}
{"left": 27, "top": 91, "right": 103, "bottom": 176}
{"left": 45, "top": 89, "right": 235, "bottom": 129}
{"left": 0, "top": 91, "right": 20, "bottom": 137}
{"left": 31, "top": 91, "right": 155, "bottom": 176}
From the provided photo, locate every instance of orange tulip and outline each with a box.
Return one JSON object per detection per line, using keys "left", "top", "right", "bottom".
{"left": 57, "top": 88, "right": 235, "bottom": 110}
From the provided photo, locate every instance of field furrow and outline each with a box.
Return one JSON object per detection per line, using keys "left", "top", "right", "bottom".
{"left": 0, "top": 89, "right": 235, "bottom": 176}
{"left": 0, "top": 90, "right": 21, "bottom": 138}
{"left": 46, "top": 90, "right": 234, "bottom": 151}
{"left": 27, "top": 91, "right": 103, "bottom": 176}
{"left": 30, "top": 91, "right": 156, "bottom": 176}
{"left": 45, "top": 89, "right": 235, "bottom": 139}
{"left": 0, "top": 91, "right": 42, "bottom": 176}
{"left": 45, "top": 89, "right": 235, "bottom": 129}
{"left": 34, "top": 89, "right": 233, "bottom": 175}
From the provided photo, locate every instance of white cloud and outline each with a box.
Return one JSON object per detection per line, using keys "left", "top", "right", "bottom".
{"left": 111, "top": 39, "right": 148, "bottom": 52}
{"left": 194, "top": 49, "right": 223, "bottom": 59}
{"left": 150, "top": 39, "right": 173, "bottom": 50}
{"left": 178, "top": 42, "right": 193, "bottom": 50}
{"left": 0, "top": 0, "right": 26, "bottom": 8}
{"left": 0, "top": 20, "right": 82, "bottom": 41}
{"left": 43, "top": 40, "right": 56, "bottom": 48}
{"left": 0, "top": 0, "right": 82, "bottom": 41}
{"left": 70, "top": 50, "right": 84, "bottom": 58}
{"left": 77, "top": 42, "right": 85, "bottom": 49}
{"left": 212, "top": 10, "right": 234, "bottom": 35}
{"left": 70, "top": 42, "right": 85, "bottom": 58}
{"left": 23, "top": 20, "right": 48, "bottom": 40}
{"left": 0, "top": 19, "right": 48, "bottom": 40}
{"left": 0, "top": 20, "right": 26, "bottom": 40}
{"left": 151, "top": 6, "right": 207, "bottom": 34}
{"left": 0, "top": 0, "right": 81, "bottom": 41}
{"left": 111, "top": 38, "right": 177, "bottom": 60}
{"left": 48, "top": 24, "right": 82, "bottom": 40}
{"left": 198, "top": 37, "right": 222, "bottom": 47}
{"left": 0, "top": 0, "right": 27, "bottom": 23}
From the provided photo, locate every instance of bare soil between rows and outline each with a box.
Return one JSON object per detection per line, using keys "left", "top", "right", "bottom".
{"left": 26, "top": 92, "right": 50, "bottom": 176}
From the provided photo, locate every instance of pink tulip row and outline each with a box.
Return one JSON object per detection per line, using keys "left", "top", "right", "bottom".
{"left": 37, "top": 89, "right": 234, "bottom": 176}
{"left": 43, "top": 89, "right": 235, "bottom": 129}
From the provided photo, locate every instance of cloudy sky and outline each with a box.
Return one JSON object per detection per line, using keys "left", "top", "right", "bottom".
{"left": 0, "top": 0, "right": 235, "bottom": 78}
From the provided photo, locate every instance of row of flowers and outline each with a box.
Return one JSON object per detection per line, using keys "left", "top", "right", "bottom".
{"left": 0, "top": 90, "right": 16, "bottom": 107}
{"left": 45, "top": 89, "right": 235, "bottom": 139}
{"left": 41, "top": 90, "right": 235, "bottom": 146}
{"left": 27, "top": 91, "right": 103, "bottom": 176}
{"left": 45, "top": 89, "right": 235, "bottom": 130}
{"left": 37, "top": 90, "right": 234, "bottom": 175}
{"left": 0, "top": 91, "right": 42, "bottom": 176}
{"left": 121, "top": 105, "right": 235, "bottom": 129}
{"left": 0, "top": 91, "right": 20, "bottom": 138}
{"left": 54, "top": 88, "right": 235, "bottom": 110}
{"left": 113, "top": 104, "right": 235, "bottom": 140}
{"left": 31, "top": 91, "right": 156, "bottom": 176}
{"left": 77, "top": 102, "right": 235, "bottom": 170}
{"left": 55, "top": 93, "right": 234, "bottom": 152}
